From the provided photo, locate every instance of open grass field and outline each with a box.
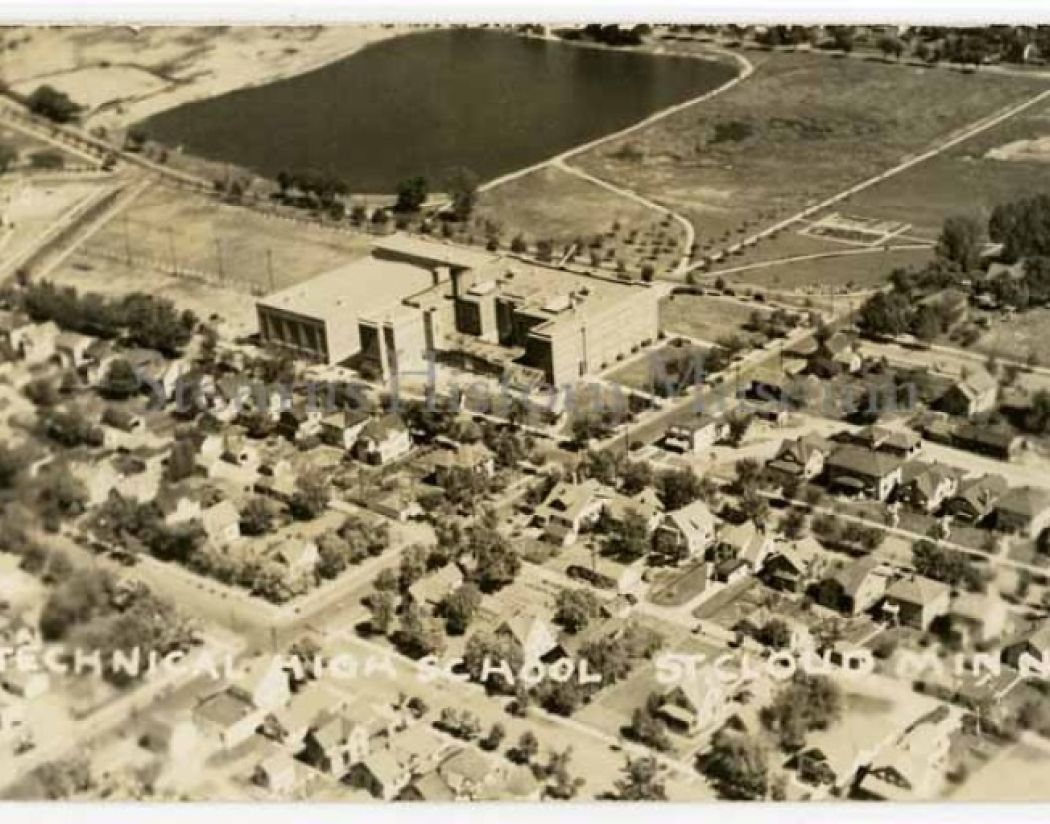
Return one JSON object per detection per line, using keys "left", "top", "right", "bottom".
{"left": 605, "top": 340, "right": 713, "bottom": 396}
{"left": 83, "top": 182, "right": 373, "bottom": 293}
{"left": 845, "top": 96, "right": 1050, "bottom": 238}
{"left": 660, "top": 292, "right": 767, "bottom": 342}
{"left": 971, "top": 307, "right": 1050, "bottom": 367}
{"left": 48, "top": 250, "right": 259, "bottom": 336}
{"left": 476, "top": 165, "right": 685, "bottom": 277}
{"left": 714, "top": 244, "right": 936, "bottom": 292}
{"left": 572, "top": 50, "right": 1045, "bottom": 250}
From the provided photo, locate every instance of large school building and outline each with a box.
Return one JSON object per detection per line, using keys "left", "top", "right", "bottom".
{"left": 256, "top": 234, "right": 659, "bottom": 387}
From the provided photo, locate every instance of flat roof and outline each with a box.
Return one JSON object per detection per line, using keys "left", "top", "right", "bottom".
{"left": 257, "top": 254, "right": 436, "bottom": 324}
{"left": 373, "top": 234, "right": 499, "bottom": 270}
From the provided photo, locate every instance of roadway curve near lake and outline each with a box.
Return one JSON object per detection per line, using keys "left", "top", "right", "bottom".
{"left": 477, "top": 44, "right": 756, "bottom": 277}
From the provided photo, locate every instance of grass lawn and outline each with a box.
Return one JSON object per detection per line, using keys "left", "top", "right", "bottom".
{"left": 476, "top": 165, "right": 685, "bottom": 279}
{"left": 650, "top": 560, "right": 712, "bottom": 607}
{"left": 712, "top": 243, "right": 936, "bottom": 292}
{"left": 971, "top": 308, "right": 1050, "bottom": 367}
{"left": 83, "top": 182, "right": 374, "bottom": 294}
{"left": 847, "top": 96, "right": 1050, "bottom": 238}
{"left": 573, "top": 50, "right": 1044, "bottom": 245}
{"left": 605, "top": 340, "right": 713, "bottom": 396}
{"left": 660, "top": 293, "right": 768, "bottom": 342}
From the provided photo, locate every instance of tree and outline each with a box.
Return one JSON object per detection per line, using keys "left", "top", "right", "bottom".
{"left": 760, "top": 674, "right": 842, "bottom": 751}
{"left": 446, "top": 167, "right": 479, "bottom": 222}
{"left": 912, "top": 539, "right": 985, "bottom": 591}
{"left": 614, "top": 756, "right": 666, "bottom": 801}
{"left": 442, "top": 582, "right": 482, "bottom": 634}
{"left": 469, "top": 523, "right": 520, "bottom": 591}
{"left": 621, "top": 460, "right": 654, "bottom": 495}
{"left": 515, "top": 730, "right": 539, "bottom": 764}
{"left": 626, "top": 705, "right": 671, "bottom": 751}
{"left": 1024, "top": 389, "right": 1050, "bottom": 435}
{"left": 290, "top": 470, "right": 329, "bottom": 520}
{"left": 394, "top": 176, "right": 428, "bottom": 213}
{"left": 368, "top": 590, "right": 396, "bottom": 635}
{"left": 554, "top": 588, "right": 604, "bottom": 633}
{"left": 702, "top": 731, "right": 769, "bottom": 800}
{"left": 657, "top": 467, "right": 703, "bottom": 510}
{"left": 396, "top": 602, "right": 446, "bottom": 657}
{"left": 727, "top": 411, "right": 753, "bottom": 446}
{"left": 240, "top": 497, "right": 277, "bottom": 536}
{"left": 165, "top": 438, "right": 197, "bottom": 482}
{"left": 937, "top": 214, "right": 986, "bottom": 271}
{"left": 33, "top": 467, "right": 88, "bottom": 529}
{"left": 756, "top": 618, "right": 791, "bottom": 649}
{"left": 782, "top": 508, "right": 807, "bottom": 540}
{"left": 398, "top": 544, "right": 430, "bottom": 591}
{"left": 480, "top": 722, "right": 506, "bottom": 751}
{"left": 0, "top": 142, "right": 17, "bottom": 174}
{"left": 26, "top": 85, "right": 81, "bottom": 123}
{"left": 876, "top": 33, "right": 906, "bottom": 61}
{"left": 830, "top": 26, "right": 854, "bottom": 53}
{"left": 857, "top": 291, "right": 914, "bottom": 337}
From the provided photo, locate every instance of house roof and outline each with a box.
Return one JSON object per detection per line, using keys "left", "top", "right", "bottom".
{"left": 1004, "top": 622, "right": 1050, "bottom": 654}
{"left": 408, "top": 564, "right": 464, "bottom": 606}
{"left": 832, "top": 555, "right": 885, "bottom": 598}
{"left": 270, "top": 539, "right": 318, "bottom": 569}
{"left": 953, "top": 474, "right": 1009, "bottom": 510}
{"left": 201, "top": 499, "right": 239, "bottom": 538}
{"left": 360, "top": 413, "right": 408, "bottom": 442}
{"left": 408, "top": 771, "right": 456, "bottom": 801}
{"left": 953, "top": 369, "right": 998, "bottom": 400}
{"left": 849, "top": 425, "right": 920, "bottom": 453}
{"left": 886, "top": 575, "right": 950, "bottom": 607}
{"left": 438, "top": 747, "right": 495, "bottom": 786}
{"left": 195, "top": 690, "right": 256, "bottom": 729}
{"left": 540, "top": 479, "right": 602, "bottom": 522}
{"left": 827, "top": 445, "right": 904, "bottom": 479}
{"left": 664, "top": 499, "right": 715, "bottom": 545}
{"left": 996, "top": 485, "right": 1050, "bottom": 519}
{"left": 271, "top": 682, "right": 345, "bottom": 734}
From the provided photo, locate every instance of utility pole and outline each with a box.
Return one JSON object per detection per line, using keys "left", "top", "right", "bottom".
{"left": 167, "top": 226, "right": 178, "bottom": 275}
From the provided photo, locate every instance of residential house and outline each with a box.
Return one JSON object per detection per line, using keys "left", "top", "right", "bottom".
{"left": 193, "top": 690, "right": 263, "bottom": 751}
{"left": 600, "top": 486, "right": 664, "bottom": 535}
{"left": 819, "top": 556, "right": 891, "bottom": 616}
{"left": 253, "top": 748, "right": 302, "bottom": 797}
{"left": 319, "top": 408, "right": 372, "bottom": 451}
{"left": 493, "top": 610, "right": 559, "bottom": 662}
{"left": 760, "top": 537, "right": 822, "bottom": 594}
{"left": 268, "top": 539, "right": 320, "bottom": 583}
{"left": 136, "top": 709, "right": 201, "bottom": 760}
{"left": 1, "top": 670, "right": 49, "bottom": 700}
{"left": 883, "top": 576, "right": 951, "bottom": 631}
{"left": 944, "top": 474, "right": 1009, "bottom": 525}
{"left": 4, "top": 318, "right": 57, "bottom": 364}
{"left": 841, "top": 426, "right": 922, "bottom": 459}
{"left": 303, "top": 705, "right": 380, "bottom": 776}
{"left": 408, "top": 564, "right": 465, "bottom": 612}
{"left": 534, "top": 479, "right": 604, "bottom": 547}
{"left": 946, "top": 592, "right": 1009, "bottom": 647}
{"left": 653, "top": 499, "right": 716, "bottom": 561}
{"left": 346, "top": 747, "right": 413, "bottom": 800}
{"left": 655, "top": 667, "right": 741, "bottom": 736}
{"left": 354, "top": 414, "right": 412, "bottom": 466}
{"left": 53, "top": 331, "right": 94, "bottom": 369}
{"left": 436, "top": 748, "right": 501, "bottom": 800}
{"left": 825, "top": 446, "right": 904, "bottom": 501}
{"left": 230, "top": 657, "right": 292, "bottom": 713}
{"left": 994, "top": 485, "right": 1050, "bottom": 538}
{"left": 278, "top": 404, "right": 324, "bottom": 442}
{"left": 1001, "top": 622, "right": 1050, "bottom": 670}
{"left": 800, "top": 331, "right": 863, "bottom": 376}
{"left": 662, "top": 414, "right": 729, "bottom": 454}
{"left": 715, "top": 520, "right": 773, "bottom": 572}
{"left": 854, "top": 707, "right": 960, "bottom": 801}
{"left": 952, "top": 422, "right": 1024, "bottom": 461}
{"left": 766, "top": 434, "right": 834, "bottom": 481}
{"left": 0, "top": 693, "right": 26, "bottom": 735}
{"left": 264, "top": 682, "right": 349, "bottom": 752}
{"left": 431, "top": 441, "right": 496, "bottom": 482}
{"left": 895, "top": 462, "right": 961, "bottom": 513}
{"left": 201, "top": 499, "right": 241, "bottom": 545}
{"left": 158, "top": 491, "right": 202, "bottom": 527}
{"left": 713, "top": 556, "right": 751, "bottom": 584}
{"left": 937, "top": 369, "right": 999, "bottom": 418}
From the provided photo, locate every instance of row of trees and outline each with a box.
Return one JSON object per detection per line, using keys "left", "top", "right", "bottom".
{"left": 20, "top": 281, "right": 196, "bottom": 356}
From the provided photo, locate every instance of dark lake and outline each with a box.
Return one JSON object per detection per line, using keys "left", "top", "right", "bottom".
{"left": 139, "top": 29, "right": 738, "bottom": 193}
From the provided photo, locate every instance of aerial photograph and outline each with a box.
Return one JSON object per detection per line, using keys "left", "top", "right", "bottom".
{"left": 3, "top": 21, "right": 1050, "bottom": 806}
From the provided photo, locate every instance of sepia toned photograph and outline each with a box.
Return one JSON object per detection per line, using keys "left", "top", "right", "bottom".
{"left": 2, "top": 11, "right": 1050, "bottom": 811}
